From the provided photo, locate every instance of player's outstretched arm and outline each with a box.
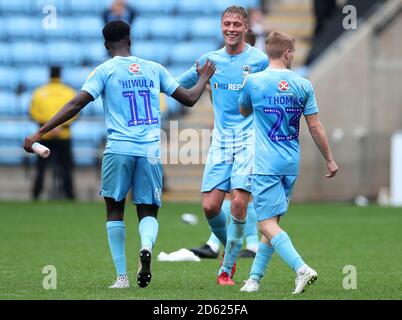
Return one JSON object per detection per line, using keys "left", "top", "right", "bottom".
{"left": 23, "top": 91, "right": 93, "bottom": 153}
{"left": 171, "top": 60, "right": 215, "bottom": 107}
{"left": 305, "top": 113, "right": 338, "bottom": 178}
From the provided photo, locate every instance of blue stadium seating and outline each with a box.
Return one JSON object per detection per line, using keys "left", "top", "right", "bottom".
{"left": 0, "top": 66, "right": 19, "bottom": 90}
{"left": 71, "top": 120, "right": 106, "bottom": 166}
{"left": 69, "top": 0, "right": 104, "bottom": 15}
{"left": 212, "top": 0, "right": 258, "bottom": 12}
{"left": 176, "top": 0, "right": 214, "bottom": 15}
{"left": 0, "top": 121, "right": 25, "bottom": 165}
{"left": 167, "top": 64, "right": 189, "bottom": 78}
{"left": 62, "top": 66, "right": 92, "bottom": 90}
{"left": 133, "top": 40, "right": 170, "bottom": 65}
{"left": 4, "top": 16, "right": 43, "bottom": 39}
{"left": 0, "top": 43, "right": 10, "bottom": 64}
{"left": 0, "top": 0, "right": 31, "bottom": 14}
{"left": 190, "top": 16, "right": 223, "bottom": 41}
{"left": 129, "top": 0, "right": 176, "bottom": 15}
{"left": 19, "top": 66, "right": 49, "bottom": 90}
{"left": 170, "top": 41, "right": 220, "bottom": 65}
{"left": 17, "top": 90, "right": 33, "bottom": 117}
{"left": 148, "top": 16, "right": 189, "bottom": 41}
{"left": 11, "top": 41, "right": 45, "bottom": 64}
{"left": 81, "top": 41, "right": 108, "bottom": 65}
{"left": 132, "top": 17, "right": 152, "bottom": 40}
{"left": 45, "top": 41, "right": 82, "bottom": 65}
{"left": 80, "top": 97, "right": 104, "bottom": 117}
{"left": 0, "top": 91, "right": 18, "bottom": 116}
{"left": 75, "top": 16, "right": 104, "bottom": 39}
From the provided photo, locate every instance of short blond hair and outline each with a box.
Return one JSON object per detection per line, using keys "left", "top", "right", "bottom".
{"left": 265, "top": 31, "right": 295, "bottom": 59}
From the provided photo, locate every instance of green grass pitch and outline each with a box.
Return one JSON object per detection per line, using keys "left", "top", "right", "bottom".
{"left": 0, "top": 201, "right": 401, "bottom": 300}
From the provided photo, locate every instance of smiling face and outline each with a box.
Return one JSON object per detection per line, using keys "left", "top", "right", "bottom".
{"left": 221, "top": 12, "right": 248, "bottom": 52}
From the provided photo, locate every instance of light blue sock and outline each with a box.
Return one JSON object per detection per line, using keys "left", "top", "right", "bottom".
{"left": 245, "top": 202, "right": 259, "bottom": 251}
{"left": 138, "top": 216, "right": 159, "bottom": 251}
{"left": 206, "top": 200, "right": 231, "bottom": 249}
{"left": 106, "top": 221, "right": 126, "bottom": 276}
{"left": 207, "top": 210, "right": 227, "bottom": 247}
{"left": 271, "top": 231, "right": 305, "bottom": 272}
{"left": 220, "top": 216, "right": 246, "bottom": 275}
{"left": 249, "top": 242, "right": 275, "bottom": 282}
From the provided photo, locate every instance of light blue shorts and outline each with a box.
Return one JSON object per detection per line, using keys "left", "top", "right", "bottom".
{"left": 252, "top": 175, "right": 297, "bottom": 221}
{"left": 201, "top": 137, "right": 253, "bottom": 193}
{"left": 100, "top": 153, "right": 163, "bottom": 207}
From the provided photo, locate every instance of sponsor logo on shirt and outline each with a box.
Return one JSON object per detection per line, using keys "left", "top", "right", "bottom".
{"left": 213, "top": 83, "right": 243, "bottom": 91}
{"left": 278, "top": 80, "right": 289, "bottom": 92}
{"left": 129, "top": 63, "right": 142, "bottom": 75}
{"left": 242, "top": 65, "right": 252, "bottom": 77}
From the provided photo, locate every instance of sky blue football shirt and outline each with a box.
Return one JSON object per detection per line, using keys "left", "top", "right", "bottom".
{"left": 81, "top": 56, "right": 179, "bottom": 158}
{"left": 239, "top": 67, "right": 319, "bottom": 175}
{"left": 177, "top": 44, "right": 269, "bottom": 141}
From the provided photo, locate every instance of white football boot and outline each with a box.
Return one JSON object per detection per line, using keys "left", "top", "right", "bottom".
{"left": 240, "top": 278, "right": 260, "bottom": 292}
{"left": 292, "top": 265, "right": 317, "bottom": 294}
{"left": 109, "top": 275, "right": 130, "bottom": 288}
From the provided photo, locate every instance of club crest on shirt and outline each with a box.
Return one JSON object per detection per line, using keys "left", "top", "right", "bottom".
{"left": 129, "top": 63, "right": 142, "bottom": 75}
{"left": 242, "top": 65, "right": 252, "bottom": 77}
{"left": 278, "top": 80, "right": 289, "bottom": 92}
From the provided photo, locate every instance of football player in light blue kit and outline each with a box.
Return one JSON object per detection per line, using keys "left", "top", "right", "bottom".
{"left": 238, "top": 31, "right": 338, "bottom": 294}
{"left": 177, "top": 6, "right": 269, "bottom": 285}
{"left": 23, "top": 21, "right": 216, "bottom": 289}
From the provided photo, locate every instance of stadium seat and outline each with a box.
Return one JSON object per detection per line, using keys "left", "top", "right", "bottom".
{"left": 17, "top": 90, "right": 33, "bottom": 117}
{"left": 69, "top": 0, "right": 103, "bottom": 14}
{"left": 0, "top": 66, "right": 19, "bottom": 90}
{"left": 132, "top": 17, "right": 152, "bottom": 40}
{"left": 175, "top": 0, "right": 214, "bottom": 15}
{"left": 190, "top": 16, "right": 223, "bottom": 42}
{"left": 133, "top": 40, "right": 170, "bottom": 65}
{"left": 45, "top": 41, "right": 82, "bottom": 65}
{"left": 0, "top": 91, "right": 18, "bottom": 116}
{"left": 4, "top": 16, "right": 43, "bottom": 39}
{"left": 0, "top": 43, "right": 10, "bottom": 64}
{"left": 81, "top": 97, "right": 104, "bottom": 117}
{"left": 62, "top": 66, "right": 93, "bottom": 91}
{"left": 74, "top": 16, "right": 104, "bottom": 40}
{"left": 0, "top": 121, "right": 25, "bottom": 165}
{"left": 81, "top": 41, "right": 108, "bottom": 65}
{"left": 71, "top": 121, "right": 106, "bottom": 166}
{"left": 212, "top": 0, "right": 259, "bottom": 13}
{"left": 0, "top": 19, "right": 6, "bottom": 41}
{"left": 19, "top": 66, "right": 49, "bottom": 90}
{"left": 0, "top": 0, "right": 31, "bottom": 14}
{"left": 170, "top": 41, "right": 220, "bottom": 65}
{"left": 129, "top": 0, "right": 176, "bottom": 15}
{"left": 148, "top": 17, "right": 188, "bottom": 41}
{"left": 11, "top": 41, "right": 45, "bottom": 64}
{"left": 167, "top": 64, "right": 188, "bottom": 78}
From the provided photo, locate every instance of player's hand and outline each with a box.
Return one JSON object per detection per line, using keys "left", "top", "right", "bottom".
{"left": 198, "top": 59, "right": 216, "bottom": 80}
{"left": 326, "top": 160, "right": 338, "bottom": 178}
{"left": 23, "top": 132, "right": 42, "bottom": 153}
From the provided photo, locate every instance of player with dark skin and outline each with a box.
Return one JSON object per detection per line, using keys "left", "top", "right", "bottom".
{"left": 24, "top": 31, "right": 215, "bottom": 226}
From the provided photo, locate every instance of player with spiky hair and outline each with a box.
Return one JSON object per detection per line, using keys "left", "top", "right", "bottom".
{"left": 177, "top": 6, "right": 269, "bottom": 286}
{"left": 23, "top": 20, "right": 215, "bottom": 289}
{"left": 239, "top": 31, "right": 338, "bottom": 294}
